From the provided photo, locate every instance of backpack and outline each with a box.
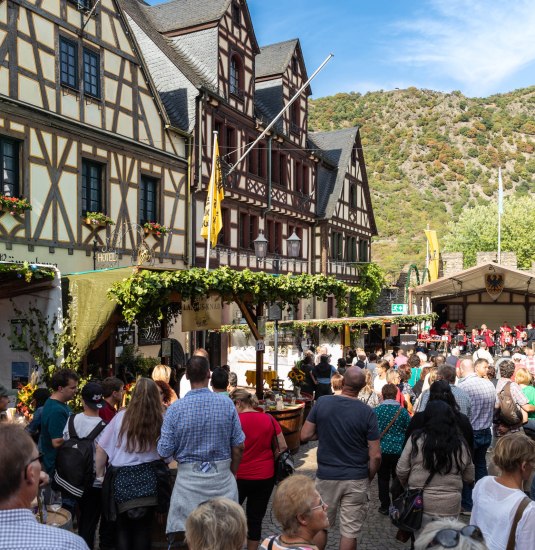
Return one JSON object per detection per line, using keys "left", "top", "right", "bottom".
{"left": 54, "top": 415, "right": 106, "bottom": 498}
{"left": 496, "top": 382, "right": 523, "bottom": 426}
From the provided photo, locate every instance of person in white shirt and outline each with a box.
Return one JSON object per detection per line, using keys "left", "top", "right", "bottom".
{"left": 473, "top": 342, "right": 494, "bottom": 365}
{"left": 472, "top": 433, "right": 535, "bottom": 550}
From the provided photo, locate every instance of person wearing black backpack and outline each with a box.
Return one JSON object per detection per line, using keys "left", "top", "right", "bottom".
{"left": 55, "top": 382, "right": 106, "bottom": 549}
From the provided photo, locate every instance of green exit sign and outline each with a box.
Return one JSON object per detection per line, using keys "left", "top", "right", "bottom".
{"left": 391, "top": 304, "right": 408, "bottom": 315}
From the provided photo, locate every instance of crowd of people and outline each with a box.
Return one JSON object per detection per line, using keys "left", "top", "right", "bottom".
{"left": 2, "top": 327, "right": 535, "bottom": 550}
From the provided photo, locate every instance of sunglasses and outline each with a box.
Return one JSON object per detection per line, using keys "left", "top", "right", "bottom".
{"left": 427, "top": 526, "right": 484, "bottom": 548}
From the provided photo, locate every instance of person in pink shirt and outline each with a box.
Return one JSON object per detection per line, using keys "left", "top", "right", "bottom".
{"left": 525, "top": 348, "right": 535, "bottom": 377}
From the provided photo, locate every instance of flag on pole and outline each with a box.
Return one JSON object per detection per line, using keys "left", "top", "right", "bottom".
{"left": 498, "top": 167, "right": 503, "bottom": 215}
{"left": 424, "top": 229, "right": 440, "bottom": 281}
{"left": 200, "top": 134, "right": 224, "bottom": 248}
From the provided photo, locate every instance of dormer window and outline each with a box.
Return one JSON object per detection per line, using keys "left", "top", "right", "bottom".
{"left": 229, "top": 54, "right": 244, "bottom": 99}
{"left": 232, "top": 2, "right": 240, "bottom": 24}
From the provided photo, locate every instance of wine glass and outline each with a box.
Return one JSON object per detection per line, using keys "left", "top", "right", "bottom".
{"left": 48, "top": 489, "right": 62, "bottom": 525}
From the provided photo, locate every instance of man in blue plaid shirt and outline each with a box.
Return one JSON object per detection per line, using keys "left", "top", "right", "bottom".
{"left": 0, "top": 423, "right": 88, "bottom": 550}
{"left": 158, "top": 355, "right": 245, "bottom": 541}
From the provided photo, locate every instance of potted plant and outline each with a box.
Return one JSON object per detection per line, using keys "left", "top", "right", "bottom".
{"left": 288, "top": 362, "right": 305, "bottom": 398}
{"left": 83, "top": 212, "right": 115, "bottom": 227}
{"left": 0, "top": 195, "right": 32, "bottom": 215}
{"left": 143, "top": 221, "right": 171, "bottom": 236}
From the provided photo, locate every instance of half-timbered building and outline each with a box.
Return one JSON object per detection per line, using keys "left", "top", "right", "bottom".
{"left": 123, "top": 0, "right": 377, "bottom": 324}
{"left": 309, "top": 127, "right": 378, "bottom": 316}
{"left": 0, "top": 0, "right": 192, "bottom": 379}
{"left": 0, "top": 0, "right": 189, "bottom": 275}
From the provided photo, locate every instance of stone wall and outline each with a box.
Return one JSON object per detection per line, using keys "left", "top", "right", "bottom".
{"left": 476, "top": 251, "right": 517, "bottom": 269}
{"left": 374, "top": 269, "right": 408, "bottom": 315}
{"left": 441, "top": 252, "right": 464, "bottom": 278}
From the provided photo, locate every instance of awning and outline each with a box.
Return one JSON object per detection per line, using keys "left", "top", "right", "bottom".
{"left": 62, "top": 267, "right": 136, "bottom": 360}
{"left": 411, "top": 262, "right": 535, "bottom": 299}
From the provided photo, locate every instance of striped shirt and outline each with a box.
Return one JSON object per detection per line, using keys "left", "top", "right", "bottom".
{"left": 0, "top": 509, "right": 88, "bottom": 550}
{"left": 158, "top": 387, "right": 245, "bottom": 463}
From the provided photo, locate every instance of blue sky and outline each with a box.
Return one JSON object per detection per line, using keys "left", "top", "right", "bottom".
{"left": 145, "top": 0, "right": 535, "bottom": 99}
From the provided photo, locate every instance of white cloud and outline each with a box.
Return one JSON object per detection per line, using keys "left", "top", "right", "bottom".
{"left": 391, "top": 0, "right": 535, "bottom": 96}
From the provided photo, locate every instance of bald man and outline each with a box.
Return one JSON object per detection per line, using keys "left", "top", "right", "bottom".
{"left": 301, "top": 367, "right": 381, "bottom": 550}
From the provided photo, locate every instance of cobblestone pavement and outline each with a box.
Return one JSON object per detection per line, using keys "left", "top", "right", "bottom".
{"left": 257, "top": 441, "right": 408, "bottom": 550}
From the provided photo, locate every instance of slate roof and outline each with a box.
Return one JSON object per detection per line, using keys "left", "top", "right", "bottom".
{"left": 310, "top": 127, "right": 356, "bottom": 219}
{"left": 145, "top": 0, "right": 229, "bottom": 33}
{"left": 309, "top": 127, "right": 378, "bottom": 234}
{"left": 256, "top": 39, "right": 299, "bottom": 78}
{"left": 254, "top": 81, "right": 284, "bottom": 132}
{"left": 119, "top": 0, "right": 219, "bottom": 132}
{"left": 145, "top": 0, "right": 259, "bottom": 52}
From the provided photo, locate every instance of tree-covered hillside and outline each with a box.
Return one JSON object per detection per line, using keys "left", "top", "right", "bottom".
{"left": 309, "top": 86, "right": 535, "bottom": 279}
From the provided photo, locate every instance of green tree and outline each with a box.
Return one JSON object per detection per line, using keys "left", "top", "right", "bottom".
{"left": 442, "top": 196, "right": 535, "bottom": 269}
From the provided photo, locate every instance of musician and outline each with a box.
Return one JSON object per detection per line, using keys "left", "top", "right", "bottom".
{"left": 470, "top": 328, "right": 482, "bottom": 354}
{"left": 454, "top": 319, "right": 466, "bottom": 332}
{"left": 500, "top": 321, "right": 513, "bottom": 350}
{"left": 440, "top": 320, "right": 451, "bottom": 332}
{"left": 456, "top": 329, "right": 468, "bottom": 352}
{"left": 418, "top": 329, "right": 430, "bottom": 341}
{"left": 480, "top": 324, "right": 495, "bottom": 353}
{"left": 429, "top": 326, "right": 438, "bottom": 338}
{"left": 515, "top": 326, "right": 527, "bottom": 348}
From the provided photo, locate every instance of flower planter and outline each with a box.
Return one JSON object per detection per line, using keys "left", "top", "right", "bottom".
{"left": 0, "top": 204, "right": 25, "bottom": 216}
{"left": 144, "top": 228, "right": 163, "bottom": 237}
{"left": 84, "top": 218, "right": 107, "bottom": 228}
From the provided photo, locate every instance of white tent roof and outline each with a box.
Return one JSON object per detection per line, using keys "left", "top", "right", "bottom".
{"left": 411, "top": 262, "right": 535, "bottom": 299}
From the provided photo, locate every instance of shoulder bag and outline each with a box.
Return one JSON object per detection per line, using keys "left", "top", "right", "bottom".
{"left": 269, "top": 414, "right": 294, "bottom": 484}
{"left": 506, "top": 496, "right": 531, "bottom": 550}
{"left": 380, "top": 406, "right": 403, "bottom": 440}
{"left": 390, "top": 471, "right": 434, "bottom": 533}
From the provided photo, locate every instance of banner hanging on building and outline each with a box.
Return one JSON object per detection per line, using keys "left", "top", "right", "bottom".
{"left": 181, "top": 294, "right": 222, "bottom": 331}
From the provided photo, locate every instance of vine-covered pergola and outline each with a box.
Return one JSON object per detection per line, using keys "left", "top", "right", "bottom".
{"left": 109, "top": 266, "right": 383, "bottom": 397}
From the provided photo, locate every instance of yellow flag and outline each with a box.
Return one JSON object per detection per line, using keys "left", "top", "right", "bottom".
{"left": 424, "top": 229, "right": 440, "bottom": 281}
{"left": 200, "top": 135, "right": 224, "bottom": 248}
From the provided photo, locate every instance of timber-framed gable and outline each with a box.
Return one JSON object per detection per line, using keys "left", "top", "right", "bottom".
{"left": 0, "top": 0, "right": 189, "bottom": 273}
{"left": 310, "top": 127, "right": 377, "bottom": 285}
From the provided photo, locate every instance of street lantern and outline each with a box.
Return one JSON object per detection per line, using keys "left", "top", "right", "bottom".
{"left": 253, "top": 231, "right": 268, "bottom": 260}
{"left": 287, "top": 231, "right": 301, "bottom": 258}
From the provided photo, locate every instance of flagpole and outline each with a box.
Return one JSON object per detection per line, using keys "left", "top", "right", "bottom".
{"left": 226, "top": 53, "right": 334, "bottom": 176}
{"left": 498, "top": 167, "right": 503, "bottom": 265}
{"left": 206, "top": 131, "right": 218, "bottom": 270}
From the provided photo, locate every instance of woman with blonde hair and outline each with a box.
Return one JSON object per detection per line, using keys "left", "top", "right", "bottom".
{"left": 96, "top": 378, "right": 167, "bottom": 550}
{"left": 260, "top": 474, "right": 329, "bottom": 549}
{"left": 357, "top": 369, "right": 379, "bottom": 407}
{"left": 472, "top": 433, "right": 535, "bottom": 549}
{"left": 152, "top": 364, "right": 178, "bottom": 404}
{"left": 515, "top": 368, "right": 535, "bottom": 433}
{"left": 185, "top": 497, "right": 247, "bottom": 550}
{"left": 231, "top": 388, "right": 287, "bottom": 550}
